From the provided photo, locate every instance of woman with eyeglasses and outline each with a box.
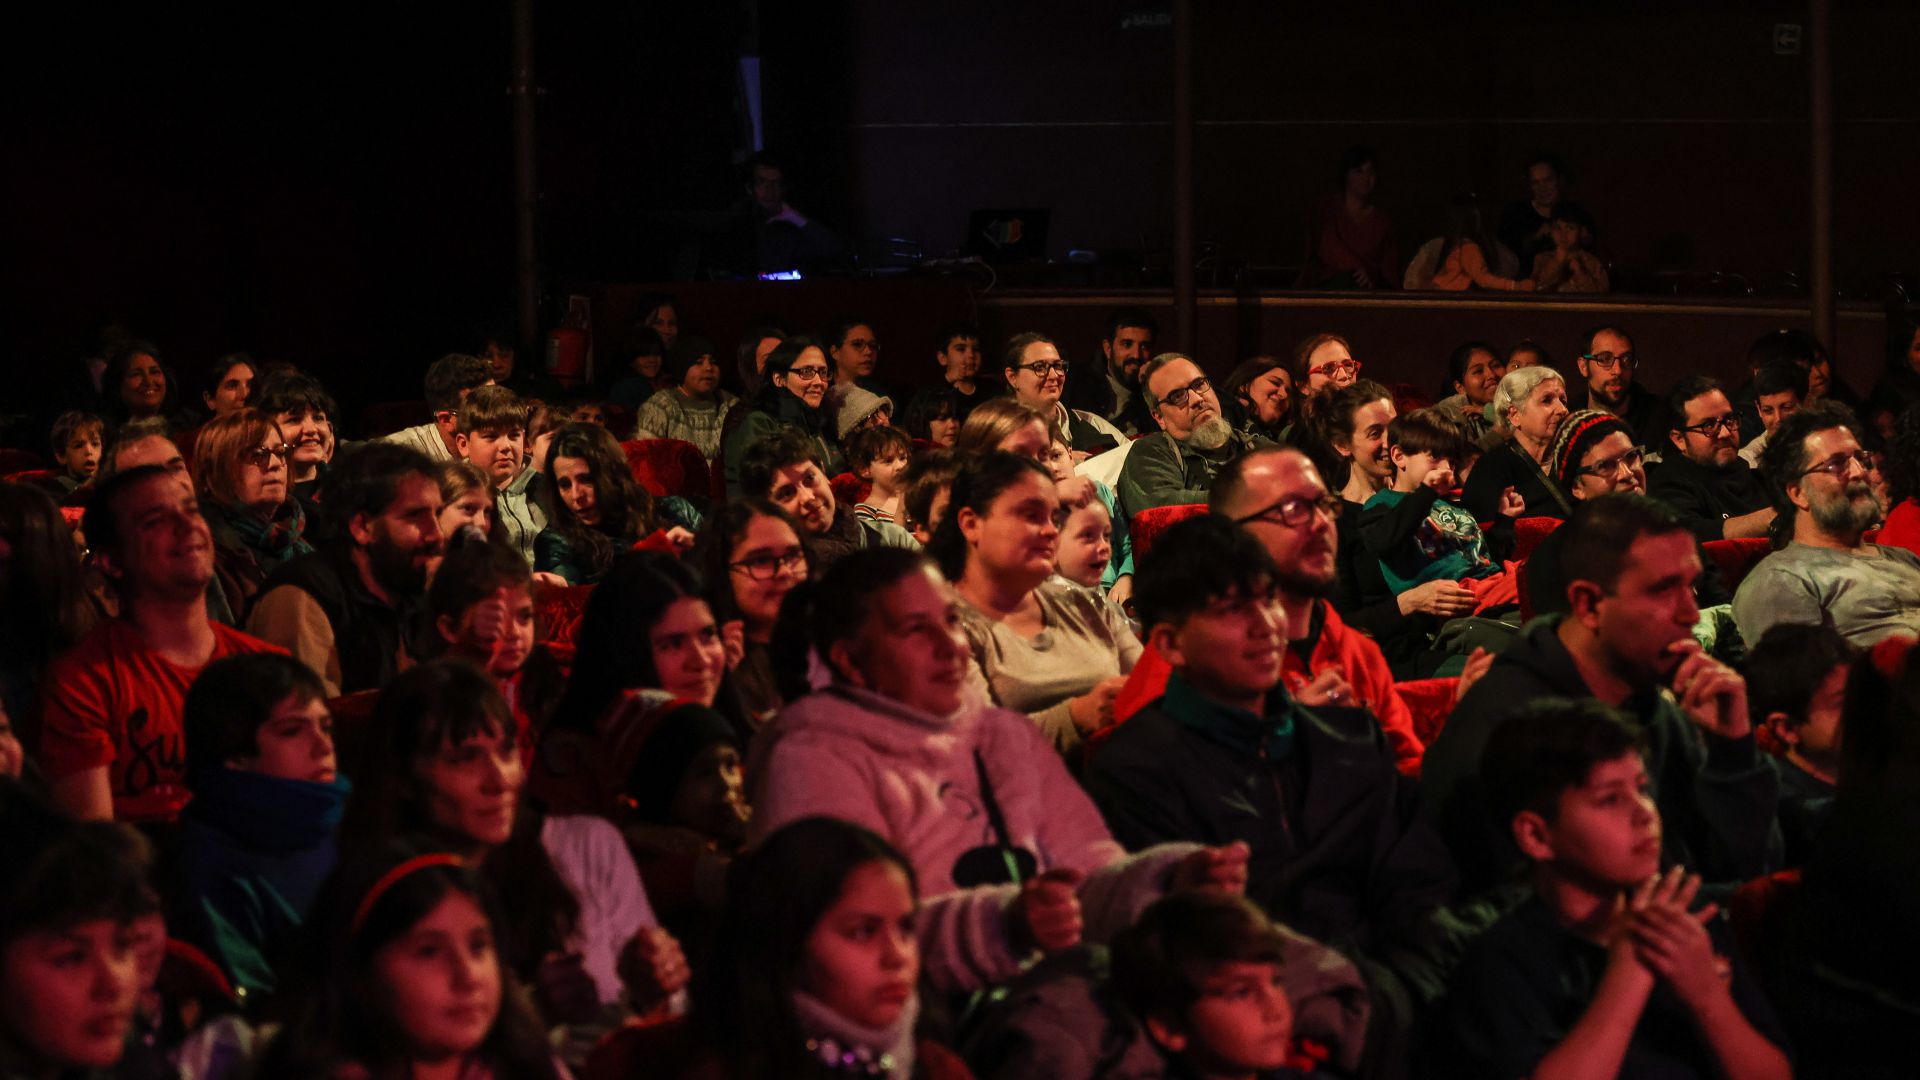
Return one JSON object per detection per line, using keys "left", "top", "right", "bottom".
{"left": 721, "top": 336, "right": 843, "bottom": 496}
{"left": 1000, "top": 331, "right": 1126, "bottom": 457}
{"left": 1461, "top": 365, "right": 1574, "bottom": 522}
{"left": 694, "top": 499, "right": 815, "bottom": 729}
{"left": 1292, "top": 332, "right": 1361, "bottom": 400}
{"left": 192, "top": 408, "right": 314, "bottom": 622}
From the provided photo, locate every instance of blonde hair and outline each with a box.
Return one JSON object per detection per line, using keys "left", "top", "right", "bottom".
{"left": 192, "top": 408, "right": 283, "bottom": 508}
{"left": 956, "top": 397, "right": 1050, "bottom": 456}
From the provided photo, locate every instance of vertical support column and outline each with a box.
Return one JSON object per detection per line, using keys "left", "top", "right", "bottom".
{"left": 510, "top": 0, "right": 540, "bottom": 359}
{"left": 1808, "top": 0, "right": 1835, "bottom": 349}
{"left": 1172, "top": 0, "right": 1196, "bottom": 352}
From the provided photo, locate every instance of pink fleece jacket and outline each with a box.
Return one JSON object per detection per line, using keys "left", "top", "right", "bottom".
{"left": 747, "top": 684, "right": 1199, "bottom": 992}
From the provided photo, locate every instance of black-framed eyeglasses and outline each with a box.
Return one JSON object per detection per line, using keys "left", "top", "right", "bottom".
{"left": 239, "top": 444, "right": 293, "bottom": 468}
{"left": 783, "top": 365, "right": 831, "bottom": 383}
{"left": 1800, "top": 450, "right": 1873, "bottom": 479}
{"left": 1578, "top": 445, "right": 1646, "bottom": 479}
{"left": 1582, "top": 351, "right": 1637, "bottom": 370}
{"left": 1678, "top": 415, "right": 1739, "bottom": 437}
{"left": 729, "top": 546, "right": 808, "bottom": 581}
{"left": 1015, "top": 361, "right": 1069, "bottom": 377}
{"left": 1233, "top": 493, "right": 1343, "bottom": 529}
{"left": 1160, "top": 376, "right": 1214, "bottom": 409}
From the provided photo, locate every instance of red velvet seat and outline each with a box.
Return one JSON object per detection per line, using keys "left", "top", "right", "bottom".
{"left": 1728, "top": 868, "right": 1802, "bottom": 981}
{"left": 2, "top": 468, "right": 57, "bottom": 486}
{"left": 1130, "top": 503, "right": 1209, "bottom": 561}
{"left": 159, "top": 939, "right": 237, "bottom": 1009}
{"left": 620, "top": 439, "right": 710, "bottom": 500}
{"left": 59, "top": 506, "right": 85, "bottom": 530}
{"left": 0, "top": 449, "right": 44, "bottom": 474}
{"left": 830, "top": 471, "right": 870, "bottom": 509}
{"left": 1511, "top": 516, "right": 1563, "bottom": 563}
{"left": 1701, "top": 537, "right": 1773, "bottom": 591}
{"left": 1393, "top": 677, "right": 1461, "bottom": 746}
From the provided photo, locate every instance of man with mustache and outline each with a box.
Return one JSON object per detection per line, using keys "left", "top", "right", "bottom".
{"left": 1569, "top": 326, "right": 1660, "bottom": 448}
{"left": 1646, "top": 376, "right": 1774, "bottom": 541}
{"left": 1064, "top": 307, "right": 1160, "bottom": 436}
{"left": 1116, "top": 353, "right": 1268, "bottom": 519}
{"left": 1734, "top": 402, "right": 1920, "bottom": 646}
{"left": 247, "top": 442, "right": 445, "bottom": 697}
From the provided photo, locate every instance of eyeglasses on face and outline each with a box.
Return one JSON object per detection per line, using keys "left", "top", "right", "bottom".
{"left": 1307, "top": 359, "right": 1361, "bottom": 379}
{"left": 1160, "top": 376, "right": 1214, "bottom": 409}
{"left": 239, "top": 444, "right": 293, "bottom": 468}
{"left": 1016, "top": 361, "right": 1070, "bottom": 377}
{"left": 784, "top": 365, "right": 831, "bottom": 383}
{"left": 1800, "top": 450, "right": 1874, "bottom": 479}
{"left": 1233, "top": 493, "right": 1343, "bottom": 529}
{"left": 1679, "top": 415, "right": 1739, "bottom": 437}
{"left": 1578, "top": 445, "right": 1646, "bottom": 479}
{"left": 1582, "top": 351, "right": 1637, "bottom": 370}
{"left": 729, "top": 546, "right": 808, "bottom": 581}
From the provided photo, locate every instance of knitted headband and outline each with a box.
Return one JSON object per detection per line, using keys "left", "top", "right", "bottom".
{"left": 1549, "top": 409, "right": 1632, "bottom": 488}
{"left": 348, "top": 852, "right": 465, "bottom": 938}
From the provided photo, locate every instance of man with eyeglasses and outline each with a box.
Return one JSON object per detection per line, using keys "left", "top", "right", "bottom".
{"left": 1000, "top": 331, "right": 1126, "bottom": 456}
{"left": 381, "top": 352, "right": 495, "bottom": 462}
{"left": 1117, "top": 353, "right": 1268, "bottom": 519}
{"left": 1568, "top": 326, "right": 1660, "bottom": 447}
{"left": 1647, "top": 376, "right": 1774, "bottom": 542}
{"left": 1734, "top": 402, "right": 1920, "bottom": 647}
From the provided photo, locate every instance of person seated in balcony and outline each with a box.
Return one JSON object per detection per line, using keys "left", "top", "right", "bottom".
{"left": 1298, "top": 144, "right": 1402, "bottom": 290}
{"left": 1529, "top": 209, "right": 1610, "bottom": 294}
{"left": 1498, "top": 153, "right": 1598, "bottom": 266}
{"left": 1420, "top": 198, "right": 1534, "bottom": 293}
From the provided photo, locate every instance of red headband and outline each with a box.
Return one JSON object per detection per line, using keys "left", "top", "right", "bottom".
{"left": 1870, "top": 635, "right": 1917, "bottom": 683}
{"left": 349, "top": 853, "right": 465, "bottom": 938}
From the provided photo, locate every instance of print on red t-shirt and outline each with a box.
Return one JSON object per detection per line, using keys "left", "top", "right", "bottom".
{"left": 37, "top": 620, "right": 282, "bottom": 822}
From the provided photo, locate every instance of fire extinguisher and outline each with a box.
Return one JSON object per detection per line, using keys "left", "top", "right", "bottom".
{"left": 546, "top": 326, "right": 587, "bottom": 388}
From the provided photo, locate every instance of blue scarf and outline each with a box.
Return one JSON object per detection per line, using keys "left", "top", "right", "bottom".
{"left": 1160, "top": 672, "right": 1298, "bottom": 762}
{"left": 183, "top": 767, "right": 352, "bottom": 852}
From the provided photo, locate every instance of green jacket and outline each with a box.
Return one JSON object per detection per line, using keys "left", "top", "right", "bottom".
{"left": 1116, "top": 428, "right": 1268, "bottom": 518}
{"left": 722, "top": 393, "right": 842, "bottom": 496}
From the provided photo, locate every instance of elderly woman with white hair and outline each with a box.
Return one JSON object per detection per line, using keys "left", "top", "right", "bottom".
{"left": 1460, "top": 365, "right": 1574, "bottom": 520}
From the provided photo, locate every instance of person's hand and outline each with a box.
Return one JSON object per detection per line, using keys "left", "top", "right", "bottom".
{"left": 1105, "top": 574, "right": 1133, "bottom": 612}
{"left": 664, "top": 526, "right": 697, "bottom": 553}
{"left": 1068, "top": 676, "right": 1127, "bottom": 733}
{"left": 533, "top": 571, "right": 570, "bottom": 590}
{"left": 1172, "top": 842, "right": 1250, "bottom": 895}
{"left": 1454, "top": 647, "right": 1495, "bottom": 702}
{"left": 1352, "top": 267, "right": 1374, "bottom": 289}
{"left": 1421, "top": 465, "right": 1458, "bottom": 494}
{"left": 534, "top": 951, "right": 602, "bottom": 1024}
{"left": 1498, "top": 485, "right": 1527, "bottom": 518}
{"left": 458, "top": 590, "right": 512, "bottom": 649}
{"left": 618, "top": 927, "right": 690, "bottom": 1015}
{"left": 1070, "top": 449, "right": 1093, "bottom": 465}
{"left": 1630, "top": 902, "right": 1731, "bottom": 1014}
{"left": 1665, "top": 639, "right": 1751, "bottom": 739}
{"left": 1292, "top": 667, "right": 1355, "bottom": 709}
{"left": 1055, "top": 475, "right": 1096, "bottom": 508}
{"left": 1398, "top": 579, "right": 1476, "bottom": 619}
{"left": 1012, "top": 868, "right": 1084, "bottom": 954}
{"left": 719, "top": 619, "right": 747, "bottom": 669}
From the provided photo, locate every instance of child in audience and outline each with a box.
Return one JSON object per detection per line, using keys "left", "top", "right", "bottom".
{"left": 171, "top": 652, "right": 347, "bottom": 1002}
{"left": 428, "top": 539, "right": 563, "bottom": 760}
{"left": 1054, "top": 487, "right": 1114, "bottom": 593}
{"left": 610, "top": 328, "right": 668, "bottom": 409}
{"left": 1444, "top": 698, "right": 1790, "bottom": 1080}
{"left": 454, "top": 385, "right": 546, "bottom": 565}
{"left": 847, "top": 423, "right": 913, "bottom": 525}
{"left": 1110, "top": 890, "right": 1304, "bottom": 1080}
{"left": 902, "top": 447, "right": 965, "bottom": 547}
{"left": 1358, "top": 406, "right": 1522, "bottom": 614}
{"left": 0, "top": 779, "right": 156, "bottom": 1075}
{"left": 48, "top": 410, "right": 104, "bottom": 496}
{"left": 260, "top": 840, "right": 562, "bottom": 1079}
{"left": 694, "top": 499, "right": 815, "bottom": 729}
{"left": 1744, "top": 622, "right": 1850, "bottom": 867}
{"left": 435, "top": 459, "right": 499, "bottom": 540}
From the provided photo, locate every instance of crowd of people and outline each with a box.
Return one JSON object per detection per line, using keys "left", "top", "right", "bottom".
{"left": 5, "top": 298, "right": 1920, "bottom": 1080}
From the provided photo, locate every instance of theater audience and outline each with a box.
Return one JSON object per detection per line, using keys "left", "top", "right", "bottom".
{"left": 96, "top": 417, "right": 191, "bottom": 491}
{"left": 1443, "top": 699, "right": 1790, "bottom": 1080}
{"left": 434, "top": 459, "right": 498, "bottom": 541}
{"left": 170, "top": 652, "right": 345, "bottom": 1001}
{"left": 1426, "top": 198, "right": 1533, "bottom": 292}
{"left": 536, "top": 422, "right": 693, "bottom": 586}
{"left": 1645, "top": 375, "right": 1775, "bottom": 542}
{"left": 199, "top": 353, "right": 256, "bottom": 419}
{"left": 1299, "top": 144, "right": 1401, "bottom": 290}
{"left": 723, "top": 336, "right": 842, "bottom": 494}
{"left": 0, "top": 483, "right": 97, "bottom": 725}
{"left": 1064, "top": 307, "right": 1160, "bottom": 436}
{"left": 609, "top": 328, "right": 668, "bottom": 409}
{"left": 904, "top": 448, "right": 966, "bottom": 547}
{"left": 737, "top": 153, "right": 844, "bottom": 273}
{"left": 383, "top": 352, "right": 494, "bottom": 462}
{"left": 1432, "top": 340, "right": 1504, "bottom": 446}
{"left": 694, "top": 499, "right": 813, "bottom": 728}
{"left": 826, "top": 317, "right": 886, "bottom": 400}
{"left": 427, "top": 539, "right": 560, "bottom": 753}
{"left": 255, "top": 369, "right": 338, "bottom": 517}
{"left": 739, "top": 428, "right": 916, "bottom": 572}
{"left": 752, "top": 548, "right": 1243, "bottom": 991}
{"left": 847, "top": 424, "right": 912, "bottom": 525}
{"left": 1221, "top": 355, "right": 1295, "bottom": 444}
{"left": 1118, "top": 353, "right": 1268, "bottom": 517}
{"left": 1736, "top": 360, "right": 1808, "bottom": 468}
{"left": 453, "top": 386, "right": 545, "bottom": 565}
{"left": 936, "top": 453, "right": 1140, "bottom": 751}
{"left": 45, "top": 410, "right": 103, "bottom": 497}
{"left": 1735, "top": 402, "right": 1920, "bottom": 645}
{"left": 248, "top": 442, "right": 443, "bottom": 697}
{"left": 1745, "top": 622, "right": 1848, "bottom": 868}
{"left": 1527, "top": 209, "right": 1610, "bottom": 293}
{"left": 1361, "top": 408, "right": 1522, "bottom": 614}
{"left": 41, "top": 466, "right": 280, "bottom": 823}
{"left": 1462, "top": 365, "right": 1573, "bottom": 521}
{"left": 1568, "top": 326, "right": 1660, "bottom": 444}
{"left": 633, "top": 334, "right": 740, "bottom": 460}
{"left": 832, "top": 385, "right": 895, "bottom": 449}
{"left": 639, "top": 292, "right": 679, "bottom": 351}
{"left": 194, "top": 408, "right": 314, "bottom": 621}
{"left": 1425, "top": 494, "right": 1780, "bottom": 893}
{"left": 1498, "top": 153, "right": 1598, "bottom": 265}
{"left": 1292, "top": 331, "right": 1360, "bottom": 399}
{"left": 903, "top": 385, "right": 964, "bottom": 448}
{"left": 930, "top": 322, "right": 989, "bottom": 419}
{"left": 102, "top": 338, "right": 187, "bottom": 429}
{"left": 1003, "top": 331, "right": 1125, "bottom": 456}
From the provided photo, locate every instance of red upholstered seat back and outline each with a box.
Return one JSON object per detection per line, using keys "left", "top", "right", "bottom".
{"left": 1392, "top": 677, "right": 1460, "bottom": 746}
{"left": 325, "top": 689, "right": 381, "bottom": 783}
{"left": 1701, "top": 537, "right": 1773, "bottom": 591}
{"left": 1511, "top": 516, "right": 1563, "bottom": 563}
{"left": 620, "top": 439, "right": 711, "bottom": 500}
{"left": 0, "top": 449, "right": 44, "bottom": 473}
{"left": 831, "top": 472, "right": 870, "bottom": 509}
{"left": 1728, "top": 868, "right": 1802, "bottom": 980}
{"left": 1131, "top": 503, "right": 1209, "bottom": 561}
{"left": 3, "top": 469, "right": 57, "bottom": 486}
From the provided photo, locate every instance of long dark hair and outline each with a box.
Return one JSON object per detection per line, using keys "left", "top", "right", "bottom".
{"left": 1438, "top": 196, "right": 1499, "bottom": 267}
{"left": 927, "top": 451, "right": 1054, "bottom": 581}
{"left": 0, "top": 483, "right": 97, "bottom": 698}
{"left": 748, "top": 336, "right": 827, "bottom": 416}
{"left": 339, "top": 661, "right": 580, "bottom": 981}
{"left": 101, "top": 339, "right": 178, "bottom": 424}
{"left": 1303, "top": 378, "right": 1394, "bottom": 493}
{"left": 768, "top": 547, "right": 934, "bottom": 702}
{"left": 693, "top": 817, "right": 918, "bottom": 1079}
{"left": 261, "top": 840, "right": 560, "bottom": 1080}
{"left": 550, "top": 551, "right": 750, "bottom": 735}
{"left": 541, "top": 422, "right": 655, "bottom": 583}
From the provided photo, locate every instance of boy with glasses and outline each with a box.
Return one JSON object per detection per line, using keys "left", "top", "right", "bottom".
{"left": 1735, "top": 402, "right": 1920, "bottom": 646}
{"left": 1117, "top": 353, "right": 1269, "bottom": 517}
{"left": 1647, "top": 376, "right": 1775, "bottom": 541}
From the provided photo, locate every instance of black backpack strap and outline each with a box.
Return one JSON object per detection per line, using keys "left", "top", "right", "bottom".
{"left": 973, "top": 749, "right": 1025, "bottom": 886}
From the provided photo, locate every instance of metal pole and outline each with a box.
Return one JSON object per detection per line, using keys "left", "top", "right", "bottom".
{"left": 1172, "top": 0, "right": 1196, "bottom": 352}
{"left": 510, "top": 0, "right": 539, "bottom": 359}
{"left": 1809, "top": 0, "right": 1835, "bottom": 349}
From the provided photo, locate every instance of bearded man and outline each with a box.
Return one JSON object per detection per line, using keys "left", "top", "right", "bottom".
{"left": 1117, "top": 353, "right": 1271, "bottom": 517}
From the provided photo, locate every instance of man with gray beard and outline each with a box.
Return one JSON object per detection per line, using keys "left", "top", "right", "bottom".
{"left": 1117, "top": 353, "right": 1270, "bottom": 517}
{"left": 1734, "top": 401, "right": 1920, "bottom": 646}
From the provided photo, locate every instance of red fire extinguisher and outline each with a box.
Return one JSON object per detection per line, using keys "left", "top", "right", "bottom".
{"left": 546, "top": 326, "right": 587, "bottom": 388}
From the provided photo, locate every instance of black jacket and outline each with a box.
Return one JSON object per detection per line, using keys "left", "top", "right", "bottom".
{"left": 258, "top": 544, "right": 434, "bottom": 696}
{"left": 1423, "top": 616, "right": 1781, "bottom": 893}
{"left": 1460, "top": 440, "right": 1573, "bottom": 523}
{"left": 1566, "top": 379, "right": 1665, "bottom": 450}
{"left": 1645, "top": 453, "right": 1772, "bottom": 544}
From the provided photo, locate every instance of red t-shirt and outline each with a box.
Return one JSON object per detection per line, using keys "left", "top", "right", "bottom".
{"left": 37, "top": 620, "right": 281, "bottom": 823}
